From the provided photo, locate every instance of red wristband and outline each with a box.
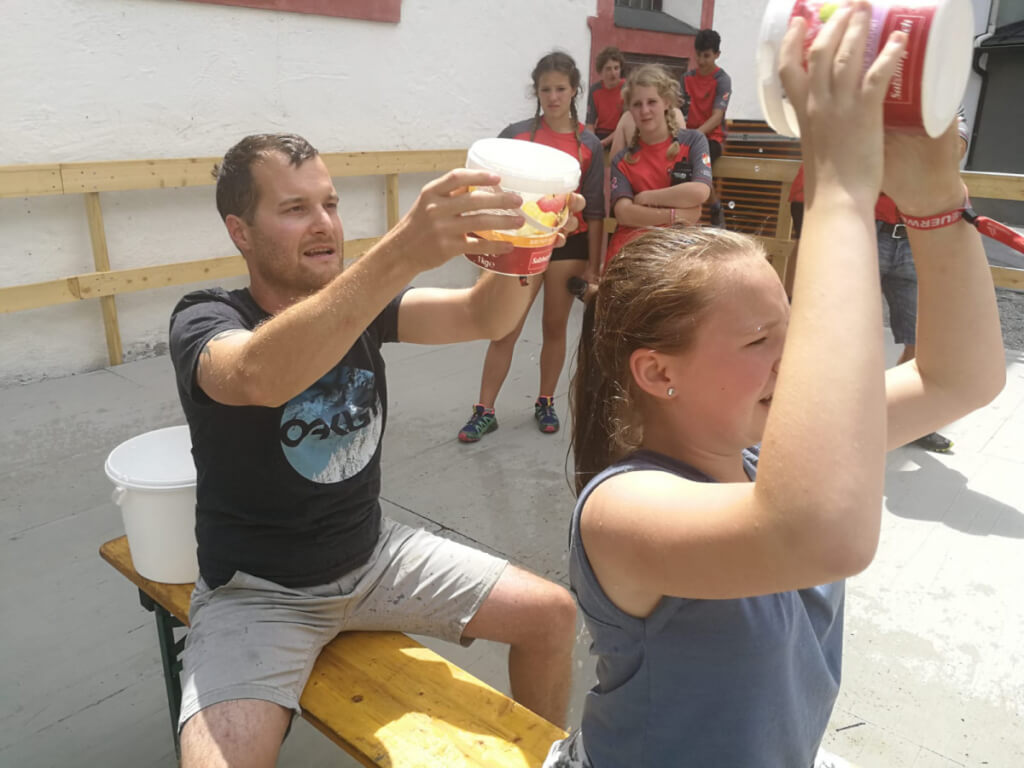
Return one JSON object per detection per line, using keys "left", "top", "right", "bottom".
{"left": 668, "top": 208, "right": 676, "bottom": 226}
{"left": 899, "top": 191, "right": 969, "bottom": 230}
{"left": 899, "top": 208, "right": 964, "bottom": 230}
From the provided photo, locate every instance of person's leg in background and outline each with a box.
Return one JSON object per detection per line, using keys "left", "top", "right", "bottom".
{"left": 458, "top": 278, "right": 544, "bottom": 443}
{"left": 784, "top": 200, "right": 804, "bottom": 300}
{"left": 877, "top": 223, "right": 954, "bottom": 453}
{"left": 535, "top": 252, "right": 588, "bottom": 433}
{"left": 707, "top": 139, "right": 726, "bottom": 227}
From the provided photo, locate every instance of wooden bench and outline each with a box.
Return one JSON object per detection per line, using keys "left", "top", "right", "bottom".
{"left": 99, "top": 536, "right": 566, "bottom": 767}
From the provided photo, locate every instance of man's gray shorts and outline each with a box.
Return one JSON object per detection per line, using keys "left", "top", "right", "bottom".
{"left": 876, "top": 222, "right": 919, "bottom": 345}
{"left": 177, "top": 517, "right": 508, "bottom": 732}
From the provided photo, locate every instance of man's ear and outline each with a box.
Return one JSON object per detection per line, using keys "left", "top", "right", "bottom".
{"left": 224, "top": 214, "right": 250, "bottom": 255}
{"left": 629, "top": 348, "right": 675, "bottom": 400}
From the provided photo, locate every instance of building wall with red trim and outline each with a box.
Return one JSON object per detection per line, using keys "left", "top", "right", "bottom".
{"left": 587, "top": 0, "right": 715, "bottom": 78}
{"left": 183, "top": 0, "right": 401, "bottom": 23}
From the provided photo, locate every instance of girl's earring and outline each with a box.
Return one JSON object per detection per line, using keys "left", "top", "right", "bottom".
{"left": 667, "top": 387, "right": 676, "bottom": 397}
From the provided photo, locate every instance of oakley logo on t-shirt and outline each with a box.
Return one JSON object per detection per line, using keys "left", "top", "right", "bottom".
{"left": 279, "top": 366, "right": 382, "bottom": 484}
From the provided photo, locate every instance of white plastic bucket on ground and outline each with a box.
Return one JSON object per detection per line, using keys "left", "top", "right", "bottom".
{"left": 104, "top": 425, "right": 199, "bottom": 583}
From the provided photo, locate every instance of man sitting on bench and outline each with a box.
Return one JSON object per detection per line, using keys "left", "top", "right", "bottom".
{"left": 168, "top": 133, "right": 578, "bottom": 768}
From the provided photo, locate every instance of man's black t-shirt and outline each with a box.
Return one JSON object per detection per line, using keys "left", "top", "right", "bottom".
{"left": 168, "top": 287, "right": 404, "bottom": 589}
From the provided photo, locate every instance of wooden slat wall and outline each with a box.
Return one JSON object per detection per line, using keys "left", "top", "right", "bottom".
{"left": 8, "top": 238, "right": 384, "bottom": 307}
{"left": 84, "top": 192, "right": 123, "bottom": 365}
{"left": 1, "top": 143, "right": 1021, "bottom": 368}
{"left": 0, "top": 149, "right": 467, "bottom": 364}
{"left": 3, "top": 150, "right": 469, "bottom": 198}
{"left": 385, "top": 174, "right": 401, "bottom": 230}
{"left": 62, "top": 158, "right": 219, "bottom": 195}
{"left": 723, "top": 120, "right": 803, "bottom": 161}
{"left": 0, "top": 164, "right": 63, "bottom": 198}
{"left": 0, "top": 279, "right": 81, "bottom": 314}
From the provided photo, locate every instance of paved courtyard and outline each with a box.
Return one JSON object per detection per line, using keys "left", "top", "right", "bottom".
{"left": 1, "top": 299, "right": 1022, "bottom": 767}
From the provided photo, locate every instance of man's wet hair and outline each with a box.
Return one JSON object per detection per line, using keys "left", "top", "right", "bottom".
{"left": 214, "top": 133, "right": 320, "bottom": 222}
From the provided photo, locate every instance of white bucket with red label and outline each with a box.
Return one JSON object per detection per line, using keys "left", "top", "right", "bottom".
{"left": 757, "top": 0, "right": 973, "bottom": 138}
{"left": 464, "top": 138, "right": 581, "bottom": 276}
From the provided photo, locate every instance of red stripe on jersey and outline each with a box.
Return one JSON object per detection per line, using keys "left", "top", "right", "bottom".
{"left": 607, "top": 137, "right": 691, "bottom": 264}
{"left": 592, "top": 82, "right": 624, "bottom": 134}
{"left": 684, "top": 68, "right": 725, "bottom": 143}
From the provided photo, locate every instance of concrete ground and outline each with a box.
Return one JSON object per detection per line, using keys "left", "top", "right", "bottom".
{"left": 1, "top": 299, "right": 1022, "bottom": 768}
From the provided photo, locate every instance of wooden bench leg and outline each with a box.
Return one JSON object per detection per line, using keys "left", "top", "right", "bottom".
{"left": 138, "top": 589, "right": 186, "bottom": 759}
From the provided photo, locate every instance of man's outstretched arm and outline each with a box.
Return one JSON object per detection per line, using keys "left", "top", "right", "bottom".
{"left": 196, "top": 171, "right": 522, "bottom": 407}
{"left": 396, "top": 193, "right": 586, "bottom": 345}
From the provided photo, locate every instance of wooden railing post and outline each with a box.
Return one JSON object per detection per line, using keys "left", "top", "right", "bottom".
{"left": 83, "top": 192, "right": 123, "bottom": 366}
{"left": 385, "top": 173, "right": 400, "bottom": 231}
{"left": 774, "top": 180, "right": 795, "bottom": 284}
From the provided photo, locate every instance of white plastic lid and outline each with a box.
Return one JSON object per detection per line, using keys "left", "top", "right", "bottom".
{"left": 466, "top": 138, "right": 581, "bottom": 195}
{"left": 757, "top": 0, "right": 802, "bottom": 138}
{"left": 920, "top": 0, "right": 973, "bottom": 137}
{"left": 759, "top": 0, "right": 975, "bottom": 139}
{"left": 104, "top": 425, "right": 196, "bottom": 490}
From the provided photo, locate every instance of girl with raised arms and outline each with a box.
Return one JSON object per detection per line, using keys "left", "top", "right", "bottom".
{"left": 546, "top": 4, "right": 1005, "bottom": 766}
{"left": 457, "top": 52, "right": 604, "bottom": 442}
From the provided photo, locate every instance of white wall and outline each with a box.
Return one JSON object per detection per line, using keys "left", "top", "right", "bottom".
{"left": 709, "top": 0, "right": 772, "bottom": 121}
{"left": 662, "top": 0, "right": 703, "bottom": 29}
{"left": 0, "top": 0, "right": 594, "bottom": 385}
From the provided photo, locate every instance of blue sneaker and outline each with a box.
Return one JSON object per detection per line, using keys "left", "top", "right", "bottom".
{"left": 458, "top": 405, "right": 498, "bottom": 443}
{"left": 534, "top": 396, "right": 559, "bottom": 434}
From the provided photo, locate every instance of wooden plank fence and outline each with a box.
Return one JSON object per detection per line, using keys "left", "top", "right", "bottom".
{"left": 1, "top": 142, "right": 1022, "bottom": 367}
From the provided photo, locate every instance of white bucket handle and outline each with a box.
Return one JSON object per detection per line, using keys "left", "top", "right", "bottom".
{"left": 111, "top": 486, "right": 126, "bottom": 506}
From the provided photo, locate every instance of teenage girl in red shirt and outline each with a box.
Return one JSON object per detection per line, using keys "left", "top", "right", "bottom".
{"left": 458, "top": 52, "right": 605, "bottom": 442}
{"left": 606, "top": 64, "right": 712, "bottom": 267}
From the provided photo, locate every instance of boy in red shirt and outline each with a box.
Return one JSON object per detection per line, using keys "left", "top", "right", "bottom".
{"left": 682, "top": 29, "right": 731, "bottom": 227}
{"left": 586, "top": 46, "right": 625, "bottom": 150}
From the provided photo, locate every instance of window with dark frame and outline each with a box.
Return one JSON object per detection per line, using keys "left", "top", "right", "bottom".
{"left": 622, "top": 52, "right": 688, "bottom": 88}
{"left": 614, "top": 0, "right": 663, "bottom": 11}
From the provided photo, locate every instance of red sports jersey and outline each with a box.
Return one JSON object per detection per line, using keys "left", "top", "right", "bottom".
{"left": 789, "top": 165, "right": 805, "bottom": 203}
{"left": 789, "top": 165, "right": 897, "bottom": 222}
{"left": 875, "top": 194, "right": 900, "bottom": 224}
{"left": 791, "top": 111, "right": 969, "bottom": 218}
{"left": 587, "top": 81, "right": 625, "bottom": 137}
{"left": 606, "top": 130, "right": 713, "bottom": 264}
{"left": 683, "top": 67, "right": 732, "bottom": 144}
{"left": 499, "top": 118, "right": 605, "bottom": 233}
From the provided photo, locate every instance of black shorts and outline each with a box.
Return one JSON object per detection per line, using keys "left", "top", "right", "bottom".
{"left": 790, "top": 201, "right": 805, "bottom": 239}
{"left": 550, "top": 230, "right": 589, "bottom": 263}
{"left": 708, "top": 139, "right": 723, "bottom": 163}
